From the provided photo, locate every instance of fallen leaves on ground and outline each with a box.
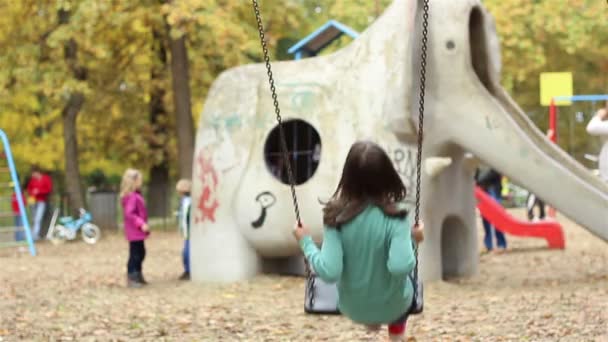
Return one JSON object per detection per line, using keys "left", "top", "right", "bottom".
{"left": 0, "top": 210, "right": 606, "bottom": 341}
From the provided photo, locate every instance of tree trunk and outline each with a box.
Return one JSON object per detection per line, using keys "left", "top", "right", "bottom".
{"left": 147, "top": 89, "right": 170, "bottom": 217}
{"left": 147, "top": 164, "right": 169, "bottom": 218}
{"left": 168, "top": 34, "right": 195, "bottom": 179}
{"left": 62, "top": 93, "right": 85, "bottom": 214}
{"left": 59, "top": 9, "right": 87, "bottom": 216}
{"left": 147, "top": 29, "right": 170, "bottom": 218}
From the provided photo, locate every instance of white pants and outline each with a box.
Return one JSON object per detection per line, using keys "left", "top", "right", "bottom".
{"left": 31, "top": 202, "right": 46, "bottom": 240}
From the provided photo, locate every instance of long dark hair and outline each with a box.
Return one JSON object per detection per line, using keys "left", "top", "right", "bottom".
{"left": 323, "top": 141, "right": 408, "bottom": 227}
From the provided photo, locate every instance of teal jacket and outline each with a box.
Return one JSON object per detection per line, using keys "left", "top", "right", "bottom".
{"left": 178, "top": 196, "right": 191, "bottom": 240}
{"left": 299, "top": 205, "right": 416, "bottom": 324}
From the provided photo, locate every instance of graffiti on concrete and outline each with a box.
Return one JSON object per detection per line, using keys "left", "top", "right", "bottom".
{"left": 388, "top": 145, "right": 417, "bottom": 205}
{"left": 251, "top": 191, "right": 277, "bottom": 229}
{"left": 195, "top": 149, "right": 220, "bottom": 223}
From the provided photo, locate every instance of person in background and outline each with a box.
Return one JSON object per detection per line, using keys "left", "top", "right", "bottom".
{"left": 500, "top": 176, "right": 510, "bottom": 199}
{"left": 11, "top": 185, "right": 27, "bottom": 241}
{"left": 586, "top": 103, "right": 608, "bottom": 182}
{"left": 526, "top": 193, "right": 546, "bottom": 221}
{"left": 25, "top": 166, "right": 52, "bottom": 240}
{"left": 525, "top": 129, "right": 554, "bottom": 221}
{"left": 175, "top": 179, "right": 192, "bottom": 280}
{"left": 475, "top": 166, "right": 507, "bottom": 253}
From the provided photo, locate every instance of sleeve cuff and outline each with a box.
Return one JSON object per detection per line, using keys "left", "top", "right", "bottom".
{"left": 299, "top": 235, "right": 314, "bottom": 251}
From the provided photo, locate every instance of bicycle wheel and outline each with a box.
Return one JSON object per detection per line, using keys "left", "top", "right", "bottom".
{"left": 81, "top": 223, "right": 101, "bottom": 244}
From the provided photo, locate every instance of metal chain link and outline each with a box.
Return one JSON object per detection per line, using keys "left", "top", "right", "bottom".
{"left": 251, "top": 0, "right": 302, "bottom": 227}
{"left": 251, "top": 0, "right": 310, "bottom": 277}
{"left": 413, "top": 0, "right": 430, "bottom": 280}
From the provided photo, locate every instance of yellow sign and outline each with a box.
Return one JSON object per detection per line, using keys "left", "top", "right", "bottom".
{"left": 540, "top": 72, "right": 573, "bottom": 106}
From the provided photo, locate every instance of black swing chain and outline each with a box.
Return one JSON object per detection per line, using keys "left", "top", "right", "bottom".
{"left": 251, "top": 0, "right": 302, "bottom": 229}
{"left": 413, "top": 0, "right": 430, "bottom": 281}
{"left": 252, "top": 0, "right": 429, "bottom": 280}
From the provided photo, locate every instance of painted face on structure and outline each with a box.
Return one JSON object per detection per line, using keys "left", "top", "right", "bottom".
{"left": 251, "top": 191, "right": 277, "bottom": 229}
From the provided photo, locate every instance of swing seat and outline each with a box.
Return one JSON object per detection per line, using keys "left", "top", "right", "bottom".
{"left": 304, "top": 272, "right": 341, "bottom": 315}
{"left": 304, "top": 270, "right": 424, "bottom": 316}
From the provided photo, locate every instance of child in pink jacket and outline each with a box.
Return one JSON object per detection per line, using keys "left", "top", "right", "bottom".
{"left": 120, "top": 168, "right": 150, "bottom": 288}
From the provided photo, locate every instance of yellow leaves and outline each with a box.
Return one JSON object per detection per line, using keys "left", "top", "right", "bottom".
{"left": 163, "top": 0, "right": 214, "bottom": 35}
{"left": 46, "top": 25, "right": 72, "bottom": 49}
{"left": 134, "top": 54, "right": 151, "bottom": 68}
{"left": 8, "top": 92, "right": 39, "bottom": 112}
{"left": 131, "top": 19, "right": 148, "bottom": 34}
{"left": 1, "top": 110, "right": 64, "bottom": 172}
{"left": 160, "top": 3, "right": 171, "bottom": 16}
{"left": 0, "top": 1, "right": 427, "bottom": 178}
{"left": 80, "top": 158, "right": 122, "bottom": 177}
{"left": 110, "top": 103, "right": 122, "bottom": 120}
{"left": 56, "top": 0, "right": 74, "bottom": 12}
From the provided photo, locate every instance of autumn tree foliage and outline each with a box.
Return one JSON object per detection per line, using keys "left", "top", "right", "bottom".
{"left": 0, "top": 0, "right": 605, "bottom": 213}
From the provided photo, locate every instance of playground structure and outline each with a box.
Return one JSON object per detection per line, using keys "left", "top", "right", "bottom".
{"left": 190, "top": 0, "right": 608, "bottom": 283}
{"left": 474, "top": 186, "right": 565, "bottom": 249}
{"left": 287, "top": 20, "right": 359, "bottom": 60}
{"left": 0, "top": 129, "right": 36, "bottom": 256}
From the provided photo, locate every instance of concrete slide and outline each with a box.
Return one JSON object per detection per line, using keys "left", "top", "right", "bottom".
{"left": 459, "top": 85, "right": 608, "bottom": 244}
{"left": 474, "top": 186, "right": 565, "bottom": 249}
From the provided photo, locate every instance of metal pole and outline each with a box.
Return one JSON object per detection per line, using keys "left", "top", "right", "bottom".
{"left": 549, "top": 98, "right": 557, "bottom": 143}
{"left": 0, "top": 129, "right": 36, "bottom": 256}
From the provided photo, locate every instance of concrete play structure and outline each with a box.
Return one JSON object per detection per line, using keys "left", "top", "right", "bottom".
{"left": 191, "top": 0, "right": 608, "bottom": 283}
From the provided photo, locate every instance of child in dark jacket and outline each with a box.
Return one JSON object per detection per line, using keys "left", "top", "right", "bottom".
{"left": 475, "top": 166, "right": 507, "bottom": 252}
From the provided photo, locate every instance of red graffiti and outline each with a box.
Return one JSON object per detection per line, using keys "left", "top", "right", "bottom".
{"left": 196, "top": 150, "right": 219, "bottom": 223}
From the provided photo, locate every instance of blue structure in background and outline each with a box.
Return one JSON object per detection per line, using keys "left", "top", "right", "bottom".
{"left": 288, "top": 20, "right": 359, "bottom": 60}
{"left": 553, "top": 94, "right": 608, "bottom": 104}
{"left": 0, "top": 129, "right": 36, "bottom": 256}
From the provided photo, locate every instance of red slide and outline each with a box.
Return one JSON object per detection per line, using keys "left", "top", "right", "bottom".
{"left": 474, "top": 186, "right": 565, "bottom": 249}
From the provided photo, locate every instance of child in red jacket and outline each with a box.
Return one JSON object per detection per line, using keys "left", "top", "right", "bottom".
{"left": 11, "top": 188, "right": 27, "bottom": 241}
{"left": 26, "top": 166, "right": 52, "bottom": 240}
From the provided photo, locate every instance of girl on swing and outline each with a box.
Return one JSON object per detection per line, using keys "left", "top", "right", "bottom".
{"left": 293, "top": 140, "right": 425, "bottom": 342}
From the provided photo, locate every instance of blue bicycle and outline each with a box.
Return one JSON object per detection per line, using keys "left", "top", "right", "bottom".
{"left": 48, "top": 208, "right": 101, "bottom": 245}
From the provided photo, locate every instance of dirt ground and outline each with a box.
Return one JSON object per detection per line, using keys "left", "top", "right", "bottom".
{"left": 1, "top": 210, "right": 607, "bottom": 342}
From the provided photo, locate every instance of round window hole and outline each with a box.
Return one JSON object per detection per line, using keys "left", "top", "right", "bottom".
{"left": 446, "top": 40, "right": 456, "bottom": 50}
{"left": 264, "top": 119, "right": 321, "bottom": 185}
